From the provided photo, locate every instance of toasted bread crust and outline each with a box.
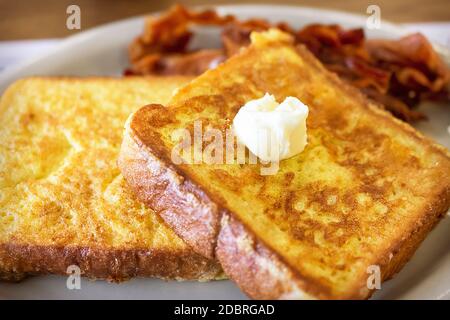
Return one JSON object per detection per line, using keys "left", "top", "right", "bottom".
{"left": 118, "top": 31, "right": 450, "bottom": 299}
{"left": 216, "top": 213, "right": 317, "bottom": 299}
{"left": 0, "top": 243, "right": 222, "bottom": 282}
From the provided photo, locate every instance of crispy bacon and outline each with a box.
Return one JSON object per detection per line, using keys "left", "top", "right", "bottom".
{"left": 367, "top": 33, "right": 450, "bottom": 105}
{"left": 127, "top": 5, "right": 450, "bottom": 122}
{"left": 129, "top": 4, "right": 231, "bottom": 69}
{"left": 362, "top": 87, "right": 427, "bottom": 122}
{"left": 294, "top": 25, "right": 391, "bottom": 94}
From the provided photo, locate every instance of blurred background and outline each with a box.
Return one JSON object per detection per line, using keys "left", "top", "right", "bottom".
{"left": 1, "top": 0, "right": 450, "bottom": 40}
{"left": 0, "top": 0, "right": 449, "bottom": 71}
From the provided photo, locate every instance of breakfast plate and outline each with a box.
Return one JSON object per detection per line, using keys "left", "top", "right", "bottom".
{"left": 0, "top": 5, "right": 449, "bottom": 300}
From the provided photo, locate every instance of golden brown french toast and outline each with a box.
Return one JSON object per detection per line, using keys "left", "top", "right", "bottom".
{"left": 119, "top": 30, "right": 450, "bottom": 299}
{"left": 0, "top": 77, "right": 222, "bottom": 282}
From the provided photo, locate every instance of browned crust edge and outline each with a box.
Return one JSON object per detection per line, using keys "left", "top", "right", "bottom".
{"left": 216, "top": 213, "right": 319, "bottom": 299}
{"left": 0, "top": 242, "right": 223, "bottom": 282}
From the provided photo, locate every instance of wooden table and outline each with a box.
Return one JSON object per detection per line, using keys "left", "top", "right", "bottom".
{"left": 1, "top": 0, "right": 449, "bottom": 40}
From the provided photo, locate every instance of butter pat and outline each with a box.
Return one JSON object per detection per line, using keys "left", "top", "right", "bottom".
{"left": 233, "top": 93, "right": 309, "bottom": 162}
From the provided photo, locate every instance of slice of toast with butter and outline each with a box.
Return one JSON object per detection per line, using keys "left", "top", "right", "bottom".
{"left": 0, "top": 77, "right": 222, "bottom": 282}
{"left": 119, "top": 30, "right": 450, "bottom": 299}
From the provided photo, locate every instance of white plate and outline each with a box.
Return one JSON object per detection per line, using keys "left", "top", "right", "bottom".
{"left": 0, "top": 5, "right": 449, "bottom": 300}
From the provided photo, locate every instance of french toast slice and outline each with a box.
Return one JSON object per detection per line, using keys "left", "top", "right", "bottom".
{"left": 119, "top": 30, "right": 450, "bottom": 299}
{"left": 0, "top": 77, "right": 222, "bottom": 282}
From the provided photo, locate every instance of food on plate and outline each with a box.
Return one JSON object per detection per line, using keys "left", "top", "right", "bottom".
{"left": 233, "top": 93, "right": 309, "bottom": 162}
{"left": 127, "top": 4, "right": 450, "bottom": 122}
{"left": 0, "top": 77, "right": 223, "bottom": 282}
{"left": 119, "top": 30, "right": 450, "bottom": 299}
